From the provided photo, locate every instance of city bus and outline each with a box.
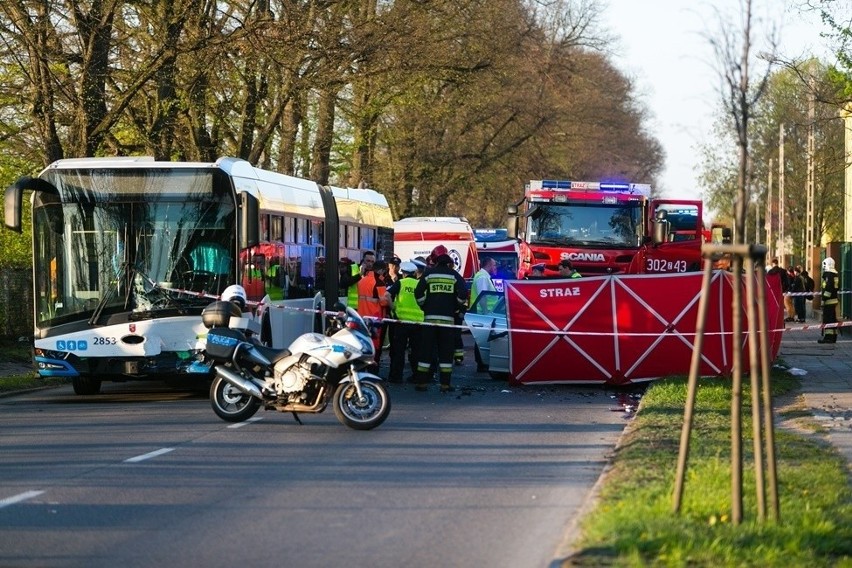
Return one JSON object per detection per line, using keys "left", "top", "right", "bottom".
{"left": 3, "top": 156, "right": 393, "bottom": 394}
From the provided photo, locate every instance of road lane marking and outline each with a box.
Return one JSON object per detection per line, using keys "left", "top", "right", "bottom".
{"left": 227, "top": 417, "right": 264, "bottom": 429}
{"left": 124, "top": 447, "right": 175, "bottom": 463}
{"left": 0, "top": 490, "right": 45, "bottom": 509}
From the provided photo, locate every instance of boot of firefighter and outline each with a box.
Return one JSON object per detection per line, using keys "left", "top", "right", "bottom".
{"left": 413, "top": 361, "right": 432, "bottom": 390}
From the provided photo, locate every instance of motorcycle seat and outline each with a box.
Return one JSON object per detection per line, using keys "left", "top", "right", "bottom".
{"left": 253, "top": 344, "right": 292, "bottom": 365}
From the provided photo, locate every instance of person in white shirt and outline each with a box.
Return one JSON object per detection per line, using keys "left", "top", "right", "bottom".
{"left": 470, "top": 256, "right": 497, "bottom": 309}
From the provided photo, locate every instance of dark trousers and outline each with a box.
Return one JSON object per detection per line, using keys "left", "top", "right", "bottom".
{"left": 453, "top": 313, "right": 464, "bottom": 362}
{"left": 415, "top": 321, "right": 456, "bottom": 386}
{"left": 373, "top": 322, "right": 387, "bottom": 362}
{"left": 794, "top": 296, "right": 806, "bottom": 321}
{"left": 389, "top": 322, "right": 420, "bottom": 382}
{"left": 823, "top": 301, "right": 838, "bottom": 341}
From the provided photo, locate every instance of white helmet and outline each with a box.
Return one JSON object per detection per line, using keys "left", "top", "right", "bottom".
{"left": 221, "top": 284, "right": 247, "bottom": 310}
{"left": 822, "top": 257, "right": 837, "bottom": 273}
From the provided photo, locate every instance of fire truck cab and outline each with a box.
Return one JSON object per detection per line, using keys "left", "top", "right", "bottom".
{"left": 507, "top": 180, "right": 705, "bottom": 277}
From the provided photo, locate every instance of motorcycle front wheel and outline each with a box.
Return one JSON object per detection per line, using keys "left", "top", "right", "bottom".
{"left": 332, "top": 379, "right": 390, "bottom": 430}
{"left": 210, "top": 375, "right": 261, "bottom": 422}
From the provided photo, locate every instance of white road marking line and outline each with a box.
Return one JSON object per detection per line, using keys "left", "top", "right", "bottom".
{"left": 0, "top": 490, "right": 45, "bottom": 509}
{"left": 227, "top": 416, "right": 264, "bottom": 429}
{"left": 124, "top": 447, "right": 175, "bottom": 463}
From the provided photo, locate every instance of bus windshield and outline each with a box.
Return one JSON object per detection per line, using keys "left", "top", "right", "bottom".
{"left": 32, "top": 168, "right": 235, "bottom": 328}
{"left": 527, "top": 202, "right": 644, "bottom": 248}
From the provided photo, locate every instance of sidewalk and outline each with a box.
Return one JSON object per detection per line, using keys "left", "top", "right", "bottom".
{"left": 777, "top": 313, "right": 852, "bottom": 472}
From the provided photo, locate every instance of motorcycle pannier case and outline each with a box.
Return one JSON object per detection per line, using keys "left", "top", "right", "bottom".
{"left": 202, "top": 301, "right": 242, "bottom": 328}
{"left": 205, "top": 328, "right": 246, "bottom": 362}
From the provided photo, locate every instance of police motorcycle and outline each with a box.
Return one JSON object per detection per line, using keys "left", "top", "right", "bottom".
{"left": 202, "top": 285, "right": 390, "bottom": 430}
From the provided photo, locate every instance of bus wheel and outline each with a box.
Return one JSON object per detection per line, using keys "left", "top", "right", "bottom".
{"left": 72, "top": 376, "right": 102, "bottom": 395}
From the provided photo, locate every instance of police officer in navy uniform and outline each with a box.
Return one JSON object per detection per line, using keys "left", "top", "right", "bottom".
{"left": 413, "top": 253, "right": 467, "bottom": 392}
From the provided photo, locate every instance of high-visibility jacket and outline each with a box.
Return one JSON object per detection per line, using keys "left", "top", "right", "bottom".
{"left": 415, "top": 265, "right": 467, "bottom": 324}
{"left": 357, "top": 271, "right": 382, "bottom": 318}
{"left": 822, "top": 271, "right": 839, "bottom": 305}
{"left": 346, "top": 264, "right": 360, "bottom": 308}
{"left": 470, "top": 268, "right": 496, "bottom": 310}
{"left": 394, "top": 277, "right": 424, "bottom": 322}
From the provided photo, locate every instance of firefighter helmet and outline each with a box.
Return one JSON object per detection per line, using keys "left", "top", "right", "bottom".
{"left": 431, "top": 244, "right": 448, "bottom": 258}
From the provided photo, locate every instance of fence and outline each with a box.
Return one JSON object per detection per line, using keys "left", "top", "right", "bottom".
{"left": 0, "top": 268, "right": 33, "bottom": 338}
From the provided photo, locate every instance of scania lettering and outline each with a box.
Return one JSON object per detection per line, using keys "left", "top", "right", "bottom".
{"left": 507, "top": 180, "right": 705, "bottom": 277}
{"left": 563, "top": 252, "right": 605, "bottom": 262}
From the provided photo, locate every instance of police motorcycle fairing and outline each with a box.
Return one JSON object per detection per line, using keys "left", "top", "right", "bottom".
{"left": 202, "top": 300, "right": 390, "bottom": 430}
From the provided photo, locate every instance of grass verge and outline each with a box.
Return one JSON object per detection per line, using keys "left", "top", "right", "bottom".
{"left": 0, "top": 337, "right": 63, "bottom": 393}
{"left": 0, "top": 372, "right": 64, "bottom": 393}
{"left": 566, "top": 373, "right": 852, "bottom": 567}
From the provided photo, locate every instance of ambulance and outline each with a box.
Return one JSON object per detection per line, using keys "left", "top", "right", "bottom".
{"left": 473, "top": 228, "right": 520, "bottom": 292}
{"left": 393, "top": 217, "right": 480, "bottom": 279}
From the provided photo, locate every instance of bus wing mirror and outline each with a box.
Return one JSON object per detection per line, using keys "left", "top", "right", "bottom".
{"left": 4, "top": 180, "right": 23, "bottom": 232}
{"left": 240, "top": 192, "right": 259, "bottom": 249}
{"left": 5, "top": 176, "right": 58, "bottom": 233}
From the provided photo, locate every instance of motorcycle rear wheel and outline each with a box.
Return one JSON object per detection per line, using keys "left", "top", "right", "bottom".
{"left": 332, "top": 379, "right": 390, "bottom": 430}
{"left": 210, "top": 375, "right": 261, "bottom": 422}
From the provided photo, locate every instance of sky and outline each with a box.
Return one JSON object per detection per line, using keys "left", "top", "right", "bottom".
{"left": 601, "top": 0, "right": 834, "bottom": 204}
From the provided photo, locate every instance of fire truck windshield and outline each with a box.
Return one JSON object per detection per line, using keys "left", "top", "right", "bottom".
{"left": 527, "top": 202, "right": 644, "bottom": 247}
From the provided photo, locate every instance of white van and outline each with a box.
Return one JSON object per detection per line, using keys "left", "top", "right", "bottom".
{"left": 393, "top": 217, "right": 480, "bottom": 279}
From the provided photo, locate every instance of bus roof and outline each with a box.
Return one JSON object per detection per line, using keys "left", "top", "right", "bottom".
{"left": 39, "top": 156, "right": 393, "bottom": 228}
{"left": 394, "top": 216, "right": 473, "bottom": 232}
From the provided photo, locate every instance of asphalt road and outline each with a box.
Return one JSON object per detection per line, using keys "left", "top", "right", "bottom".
{"left": 0, "top": 347, "right": 636, "bottom": 568}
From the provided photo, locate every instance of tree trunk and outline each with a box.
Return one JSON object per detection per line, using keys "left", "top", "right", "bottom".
{"left": 311, "top": 87, "right": 337, "bottom": 184}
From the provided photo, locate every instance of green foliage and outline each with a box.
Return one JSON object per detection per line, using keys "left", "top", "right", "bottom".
{"left": 817, "top": 1, "right": 852, "bottom": 91}
{"left": 0, "top": 0, "right": 664, "bottom": 230}
{"left": 571, "top": 374, "right": 852, "bottom": 566}
{"left": 696, "top": 62, "right": 847, "bottom": 255}
{"left": 0, "top": 156, "right": 38, "bottom": 269}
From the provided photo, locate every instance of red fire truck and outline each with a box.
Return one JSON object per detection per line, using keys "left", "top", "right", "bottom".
{"left": 507, "top": 180, "right": 707, "bottom": 277}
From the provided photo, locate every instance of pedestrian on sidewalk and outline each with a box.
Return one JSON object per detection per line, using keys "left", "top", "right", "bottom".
{"left": 768, "top": 258, "right": 791, "bottom": 320}
{"left": 784, "top": 266, "right": 797, "bottom": 321}
{"left": 791, "top": 265, "right": 807, "bottom": 323}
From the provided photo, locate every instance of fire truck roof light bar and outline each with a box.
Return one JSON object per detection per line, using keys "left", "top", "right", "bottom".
{"left": 528, "top": 180, "right": 652, "bottom": 196}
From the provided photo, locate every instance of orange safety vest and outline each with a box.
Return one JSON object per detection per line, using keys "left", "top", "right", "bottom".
{"left": 356, "top": 272, "right": 382, "bottom": 318}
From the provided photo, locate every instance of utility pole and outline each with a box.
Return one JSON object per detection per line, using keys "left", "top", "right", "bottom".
{"left": 806, "top": 81, "right": 815, "bottom": 275}
{"left": 766, "top": 158, "right": 773, "bottom": 261}
{"left": 778, "top": 124, "right": 785, "bottom": 262}
{"left": 844, "top": 104, "right": 852, "bottom": 242}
